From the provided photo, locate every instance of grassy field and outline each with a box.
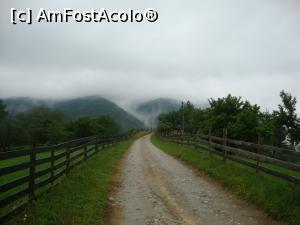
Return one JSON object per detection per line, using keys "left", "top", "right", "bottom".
{"left": 3, "top": 133, "right": 145, "bottom": 225}
{"left": 151, "top": 135, "right": 300, "bottom": 225}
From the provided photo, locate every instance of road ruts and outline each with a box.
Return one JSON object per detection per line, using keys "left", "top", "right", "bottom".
{"left": 109, "top": 134, "right": 286, "bottom": 225}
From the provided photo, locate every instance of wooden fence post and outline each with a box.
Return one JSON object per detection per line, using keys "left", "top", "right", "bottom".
{"left": 66, "top": 145, "right": 70, "bottom": 175}
{"left": 110, "top": 137, "right": 113, "bottom": 146}
{"left": 209, "top": 128, "right": 212, "bottom": 156}
{"left": 51, "top": 148, "right": 55, "bottom": 185}
{"left": 84, "top": 145, "right": 88, "bottom": 160}
{"left": 102, "top": 137, "right": 105, "bottom": 149}
{"left": 107, "top": 138, "right": 109, "bottom": 148}
{"left": 95, "top": 137, "right": 99, "bottom": 152}
{"left": 29, "top": 148, "right": 36, "bottom": 201}
{"left": 256, "top": 137, "right": 260, "bottom": 173}
{"left": 223, "top": 129, "right": 228, "bottom": 161}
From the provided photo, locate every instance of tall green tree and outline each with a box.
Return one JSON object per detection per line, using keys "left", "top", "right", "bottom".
{"left": 207, "top": 94, "right": 244, "bottom": 136}
{"left": 273, "top": 91, "right": 300, "bottom": 148}
{"left": 256, "top": 112, "right": 275, "bottom": 145}
{"left": 228, "top": 101, "right": 260, "bottom": 142}
{"left": 189, "top": 108, "right": 206, "bottom": 134}
{"left": 182, "top": 101, "right": 195, "bottom": 133}
{"left": 157, "top": 113, "right": 173, "bottom": 134}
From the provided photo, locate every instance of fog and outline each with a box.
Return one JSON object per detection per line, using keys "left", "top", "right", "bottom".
{"left": 0, "top": 0, "right": 299, "bottom": 112}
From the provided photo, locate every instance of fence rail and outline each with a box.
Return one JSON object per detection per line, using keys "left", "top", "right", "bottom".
{"left": 160, "top": 132, "right": 300, "bottom": 185}
{"left": 0, "top": 134, "right": 128, "bottom": 222}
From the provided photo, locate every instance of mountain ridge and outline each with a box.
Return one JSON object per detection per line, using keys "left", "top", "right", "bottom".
{"left": 3, "top": 96, "right": 144, "bottom": 130}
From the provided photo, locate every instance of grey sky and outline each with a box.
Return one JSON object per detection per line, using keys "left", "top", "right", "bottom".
{"left": 0, "top": 0, "right": 299, "bottom": 112}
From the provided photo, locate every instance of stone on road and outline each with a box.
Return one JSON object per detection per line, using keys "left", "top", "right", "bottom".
{"left": 109, "top": 134, "right": 285, "bottom": 225}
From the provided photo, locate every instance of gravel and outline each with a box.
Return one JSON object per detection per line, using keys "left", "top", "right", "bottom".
{"left": 109, "top": 134, "right": 286, "bottom": 225}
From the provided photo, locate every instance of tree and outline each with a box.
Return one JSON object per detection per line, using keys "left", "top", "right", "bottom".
{"left": 11, "top": 107, "right": 66, "bottom": 146}
{"left": 207, "top": 94, "right": 244, "bottom": 136}
{"left": 10, "top": 112, "right": 31, "bottom": 146}
{"left": 28, "top": 107, "right": 65, "bottom": 145}
{"left": 157, "top": 113, "right": 173, "bottom": 134}
{"left": 47, "top": 121, "right": 68, "bottom": 144}
{"left": 273, "top": 91, "right": 300, "bottom": 149}
{"left": 0, "top": 99, "right": 6, "bottom": 121}
{"left": 93, "top": 115, "right": 120, "bottom": 136}
{"left": 1, "top": 102, "right": 123, "bottom": 149}
{"left": 0, "top": 99, "right": 8, "bottom": 150}
{"left": 228, "top": 101, "right": 260, "bottom": 142}
{"left": 68, "top": 117, "right": 95, "bottom": 139}
{"left": 182, "top": 101, "right": 195, "bottom": 133}
{"left": 256, "top": 112, "right": 275, "bottom": 145}
{"left": 156, "top": 91, "right": 299, "bottom": 149}
{"left": 67, "top": 115, "right": 120, "bottom": 139}
{"left": 157, "top": 111, "right": 181, "bottom": 134}
{"left": 190, "top": 108, "right": 205, "bottom": 134}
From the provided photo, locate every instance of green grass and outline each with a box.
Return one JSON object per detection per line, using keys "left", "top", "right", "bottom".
{"left": 151, "top": 135, "right": 300, "bottom": 225}
{"left": 3, "top": 133, "right": 145, "bottom": 225}
{"left": 0, "top": 144, "right": 99, "bottom": 211}
{"left": 179, "top": 139, "right": 300, "bottom": 178}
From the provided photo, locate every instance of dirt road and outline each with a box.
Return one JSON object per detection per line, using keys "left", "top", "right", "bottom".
{"left": 109, "top": 134, "right": 285, "bottom": 225}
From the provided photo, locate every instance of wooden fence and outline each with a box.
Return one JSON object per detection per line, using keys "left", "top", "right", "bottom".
{"left": 160, "top": 131, "right": 300, "bottom": 185}
{"left": 0, "top": 134, "right": 127, "bottom": 222}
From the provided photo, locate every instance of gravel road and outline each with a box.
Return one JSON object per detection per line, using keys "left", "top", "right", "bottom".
{"left": 108, "top": 134, "right": 285, "bottom": 225}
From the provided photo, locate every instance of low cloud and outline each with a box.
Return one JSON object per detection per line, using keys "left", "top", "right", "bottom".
{"left": 0, "top": 0, "right": 299, "bottom": 112}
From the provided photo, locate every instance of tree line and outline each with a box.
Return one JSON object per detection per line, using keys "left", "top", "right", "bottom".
{"left": 0, "top": 101, "right": 123, "bottom": 151}
{"left": 157, "top": 91, "right": 300, "bottom": 150}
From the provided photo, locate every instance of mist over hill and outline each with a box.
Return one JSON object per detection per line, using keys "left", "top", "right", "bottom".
{"left": 3, "top": 96, "right": 201, "bottom": 129}
{"left": 53, "top": 97, "right": 144, "bottom": 130}
{"left": 3, "top": 96, "right": 144, "bottom": 130}
{"left": 4, "top": 97, "right": 52, "bottom": 114}
{"left": 131, "top": 98, "right": 181, "bottom": 127}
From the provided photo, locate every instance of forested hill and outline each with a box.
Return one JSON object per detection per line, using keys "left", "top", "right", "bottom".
{"left": 4, "top": 96, "right": 144, "bottom": 130}
{"left": 53, "top": 97, "right": 144, "bottom": 130}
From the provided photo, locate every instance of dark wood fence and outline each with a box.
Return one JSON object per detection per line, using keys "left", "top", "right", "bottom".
{"left": 160, "top": 131, "right": 300, "bottom": 185}
{"left": 0, "top": 134, "right": 128, "bottom": 222}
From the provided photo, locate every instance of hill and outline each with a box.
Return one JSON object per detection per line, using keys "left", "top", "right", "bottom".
{"left": 4, "top": 97, "right": 144, "bottom": 130}
{"left": 53, "top": 97, "right": 144, "bottom": 130}
{"left": 4, "top": 97, "right": 50, "bottom": 115}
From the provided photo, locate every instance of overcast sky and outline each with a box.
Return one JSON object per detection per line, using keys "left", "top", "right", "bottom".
{"left": 0, "top": 0, "right": 299, "bottom": 112}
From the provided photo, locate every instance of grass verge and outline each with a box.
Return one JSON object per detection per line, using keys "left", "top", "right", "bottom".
{"left": 151, "top": 135, "right": 300, "bottom": 225}
{"left": 4, "top": 133, "right": 145, "bottom": 225}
